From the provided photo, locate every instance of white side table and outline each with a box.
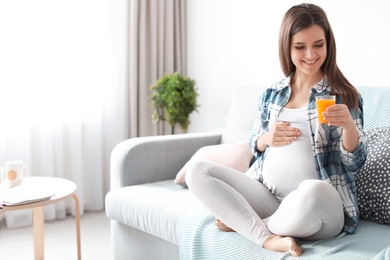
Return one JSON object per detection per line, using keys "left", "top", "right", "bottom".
{"left": 0, "top": 177, "right": 81, "bottom": 260}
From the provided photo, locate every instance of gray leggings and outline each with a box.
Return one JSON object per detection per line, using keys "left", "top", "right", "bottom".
{"left": 185, "top": 160, "right": 344, "bottom": 247}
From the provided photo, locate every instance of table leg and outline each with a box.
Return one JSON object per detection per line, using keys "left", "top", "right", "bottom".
{"left": 33, "top": 207, "right": 45, "bottom": 260}
{"left": 72, "top": 194, "right": 81, "bottom": 260}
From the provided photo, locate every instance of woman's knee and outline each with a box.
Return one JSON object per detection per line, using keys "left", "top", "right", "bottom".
{"left": 297, "top": 180, "right": 343, "bottom": 211}
{"left": 299, "top": 180, "right": 336, "bottom": 198}
{"left": 185, "top": 160, "right": 213, "bottom": 188}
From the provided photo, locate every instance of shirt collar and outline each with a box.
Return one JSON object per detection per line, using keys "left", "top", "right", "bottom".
{"left": 273, "top": 76, "right": 291, "bottom": 92}
{"left": 274, "top": 75, "right": 331, "bottom": 93}
{"left": 312, "top": 76, "right": 330, "bottom": 93}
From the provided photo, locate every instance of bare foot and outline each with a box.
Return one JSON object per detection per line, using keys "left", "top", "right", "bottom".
{"left": 215, "top": 219, "right": 235, "bottom": 232}
{"left": 263, "top": 235, "right": 303, "bottom": 257}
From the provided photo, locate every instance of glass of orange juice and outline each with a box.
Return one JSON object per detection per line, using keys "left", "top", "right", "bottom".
{"left": 316, "top": 95, "right": 336, "bottom": 124}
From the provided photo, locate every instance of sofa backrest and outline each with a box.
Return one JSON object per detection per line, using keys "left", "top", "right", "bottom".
{"left": 356, "top": 87, "right": 390, "bottom": 129}
{"left": 221, "top": 86, "right": 390, "bottom": 144}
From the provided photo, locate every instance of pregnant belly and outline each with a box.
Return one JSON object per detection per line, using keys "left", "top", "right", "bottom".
{"left": 261, "top": 139, "right": 318, "bottom": 201}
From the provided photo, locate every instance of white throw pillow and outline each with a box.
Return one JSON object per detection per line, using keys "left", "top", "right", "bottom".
{"left": 221, "top": 87, "right": 261, "bottom": 144}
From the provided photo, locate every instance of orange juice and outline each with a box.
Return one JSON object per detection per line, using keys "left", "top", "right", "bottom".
{"left": 316, "top": 96, "right": 336, "bottom": 124}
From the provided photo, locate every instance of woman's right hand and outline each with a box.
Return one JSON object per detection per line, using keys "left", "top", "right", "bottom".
{"left": 258, "top": 122, "right": 300, "bottom": 149}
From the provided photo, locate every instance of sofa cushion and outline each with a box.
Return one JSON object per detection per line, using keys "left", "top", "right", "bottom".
{"left": 221, "top": 87, "right": 261, "bottom": 144}
{"left": 356, "top": 127, "right": 390, "bottom": 224}
{"left": 174, "top": 142, "right": 253, "bottom": 186}
{"left": 105, "top": 180, "right": 207, "bottom": 245}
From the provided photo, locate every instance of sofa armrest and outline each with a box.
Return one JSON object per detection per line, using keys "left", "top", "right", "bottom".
{"left": 110, "top": 132, "right": 222, "bottom": 189}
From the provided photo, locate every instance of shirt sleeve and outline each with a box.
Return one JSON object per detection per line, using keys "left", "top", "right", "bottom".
{"left": 250, "top": 90, "right": 270, "bottom": 158}
{"left": 340, "top": 96, "right": 367, "bottom": 172}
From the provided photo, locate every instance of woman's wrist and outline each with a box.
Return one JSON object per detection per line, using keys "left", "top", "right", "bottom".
{"left": 342, "top": 124, "right": 359, "bottom": 152}
{"left": 256, "top": 133, "right": 269, "bottom": 152}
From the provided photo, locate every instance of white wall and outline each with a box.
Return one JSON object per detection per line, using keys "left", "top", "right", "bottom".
{"left": 186, "top": 0, "right": 390, "bottom": 133}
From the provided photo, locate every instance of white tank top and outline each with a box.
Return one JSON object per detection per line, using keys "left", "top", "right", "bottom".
{"left": 261, "top": 107, "right": 318, "bottom": 201}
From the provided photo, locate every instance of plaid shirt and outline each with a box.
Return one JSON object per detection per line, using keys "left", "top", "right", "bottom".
{"left": 248, "top": 76, "right": 367, "bottom": 233}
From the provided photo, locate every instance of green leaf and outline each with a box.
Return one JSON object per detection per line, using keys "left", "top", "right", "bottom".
{"left": 149, "top": 72, "right": 199, "bottom": 132}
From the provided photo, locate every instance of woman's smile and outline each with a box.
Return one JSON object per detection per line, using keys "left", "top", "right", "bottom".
{"left": 303, "top": 59, "right": 318, "bottom": 65}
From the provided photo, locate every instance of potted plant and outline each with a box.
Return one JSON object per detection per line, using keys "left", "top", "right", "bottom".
{"left": 149, "top": 72, "right": 199, "bottom": 134}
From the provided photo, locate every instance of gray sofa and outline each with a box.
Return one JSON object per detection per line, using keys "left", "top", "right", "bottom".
{"left": 105, "top": 86, "right": 390, "bottom": 260}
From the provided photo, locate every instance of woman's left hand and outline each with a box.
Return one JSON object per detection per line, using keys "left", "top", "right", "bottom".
{"left": 322, "top": 104, "right": 355, "bottom": 130}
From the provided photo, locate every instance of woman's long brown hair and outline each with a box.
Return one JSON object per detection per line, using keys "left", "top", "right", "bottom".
{"left": 279, "top": 3, "right": 359, "bottom": 109}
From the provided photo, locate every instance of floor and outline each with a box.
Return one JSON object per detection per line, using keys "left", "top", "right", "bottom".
{"left": 0, "top": 210, "right": 112, "bottom": 260}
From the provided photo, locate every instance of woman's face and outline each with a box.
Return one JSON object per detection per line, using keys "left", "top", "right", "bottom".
{"left": 290, "top": 24, "right": 327, "bottom": 78}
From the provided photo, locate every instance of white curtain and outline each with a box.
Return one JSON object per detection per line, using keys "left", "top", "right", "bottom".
{"left": 0, "top": 0, "right": 187, "bottom": 225}
{"left": 0, "top": 0, "right": 126, "bottom": 220}
{"left": 129, "top": 0, "right": 187, "bottom": 137}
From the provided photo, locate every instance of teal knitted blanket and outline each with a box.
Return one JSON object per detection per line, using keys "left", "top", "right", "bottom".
{"left": 179, "top": 212, "right": 390, "bottom": 260}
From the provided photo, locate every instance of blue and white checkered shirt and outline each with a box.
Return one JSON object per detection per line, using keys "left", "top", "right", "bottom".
{"left": 248, "top": 76, "right": 367, "bottom": 233}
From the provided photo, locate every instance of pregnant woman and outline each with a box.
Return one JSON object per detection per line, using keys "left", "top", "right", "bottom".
{"left": 186, "top": 3, "right": 367, "bottom": 256}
